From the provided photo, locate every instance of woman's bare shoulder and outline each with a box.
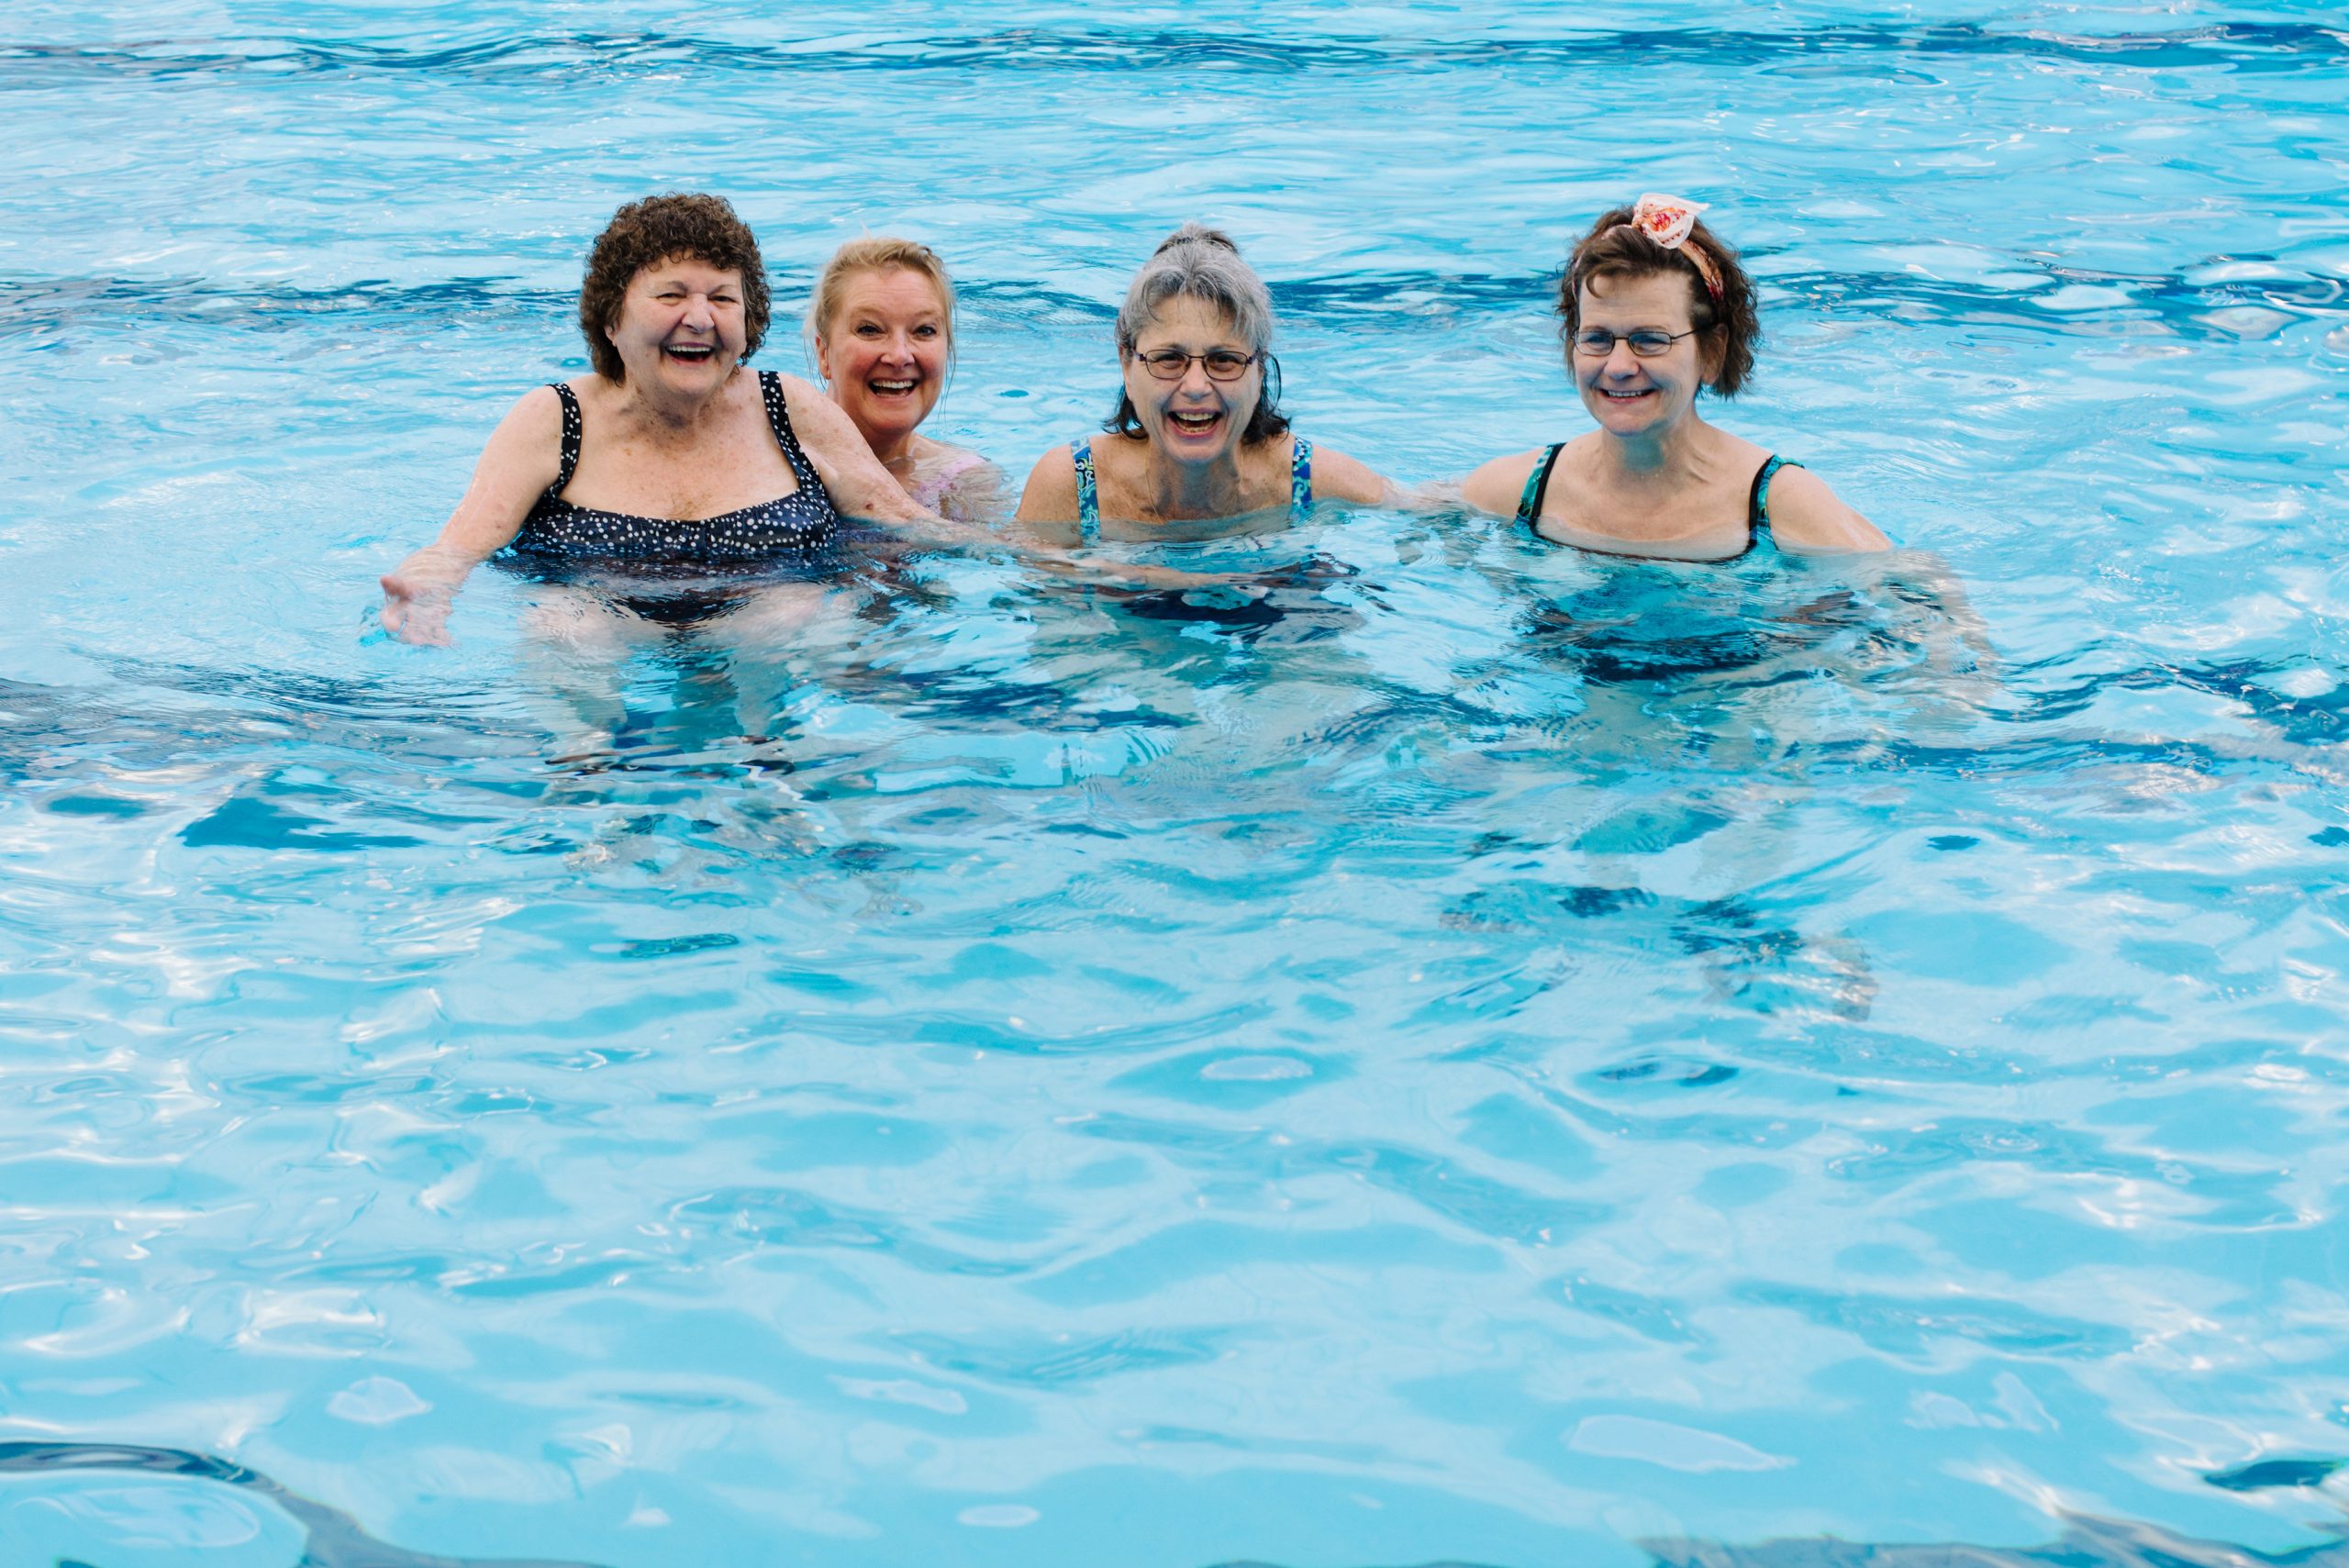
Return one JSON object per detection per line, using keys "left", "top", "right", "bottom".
{"left": 1014, "top": 444, "right": 1080, "bottom": 525}
{"left": 1764, "top": 462, "right": 1892, "bottom": 554}
{"left": 1303, "top": 443, "right": 1392, "bottom": 506}
{"left": 479, "top": 383, "right": 568, "bottom": 474}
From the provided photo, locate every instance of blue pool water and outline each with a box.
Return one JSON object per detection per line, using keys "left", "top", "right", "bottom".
{"left": 4, "top": 3, "right": 2348, "bottom": 1564}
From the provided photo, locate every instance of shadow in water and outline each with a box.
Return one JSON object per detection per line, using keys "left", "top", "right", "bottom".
{"left": 0, "top": 1442, "right": 608, "bottom": 1568}
{"left": 1636, "top": 1510, "right": 2349, "bottom": 1565}
{"left": 8, "top": 1441, "right": 2348, "bottom": 1568}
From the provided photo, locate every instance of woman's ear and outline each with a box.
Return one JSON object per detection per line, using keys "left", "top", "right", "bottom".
{"left": 813, "top": 336, "right": 832, "bottom": 384}
{"left": 1698, "top": 327, "right": 1728, "bottom": 391}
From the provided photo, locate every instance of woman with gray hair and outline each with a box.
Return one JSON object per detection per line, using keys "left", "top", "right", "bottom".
{"left": 1015, "top": 223, "right": 1387, "bottom": 539}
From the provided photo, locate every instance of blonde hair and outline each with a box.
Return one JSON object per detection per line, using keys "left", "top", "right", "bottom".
{"left": 805, "top": 236, "right": 957, "bottom": 372}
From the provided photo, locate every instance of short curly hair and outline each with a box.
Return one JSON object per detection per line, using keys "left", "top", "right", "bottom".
{"left": 577, "top": 193, "right": 770, "bottom": 383}
{"left": 1557, "top": 205, "right": 1759, "bottom": 397}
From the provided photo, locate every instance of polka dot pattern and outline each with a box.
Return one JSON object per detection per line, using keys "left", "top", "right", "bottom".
{"left": 509, "top": 372, "right": 838, "bottom": 567}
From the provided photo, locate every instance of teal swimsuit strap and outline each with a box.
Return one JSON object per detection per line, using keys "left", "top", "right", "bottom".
{"left": 1514, "top": 443, "right": 1566, "bottom": 531}
{"left": 1747, "top": 455, "right": 1802, "bottom": 550}
{"left": 1072, "top": 438, "right": 1099, "bottom": 544}
{"left": 1076, "top": 436, "right": 1312, "bottom": 534}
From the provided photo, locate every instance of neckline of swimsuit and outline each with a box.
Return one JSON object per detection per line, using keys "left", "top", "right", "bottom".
{"left": 1072, "top": 434, "right": 1315, "bottom": 542}
{"left": 1516, "top": 444, "right": 1797, "bottom": 560}
{"left": 537, "top": 371, "right": 829, "bottom": 528}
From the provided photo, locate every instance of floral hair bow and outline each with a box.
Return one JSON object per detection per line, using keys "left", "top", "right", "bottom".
{"left": 1624, "top": 193, "right": 1723, "bottom": 304}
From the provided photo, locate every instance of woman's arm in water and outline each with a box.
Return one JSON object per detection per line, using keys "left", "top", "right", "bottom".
{"left": 787, "top": 384, "right": 1103, "bottom": 573}
{"left": 379, "top": 386, "right": 564, "bottom": 645}
{"left": 778, "top": 374, "right": 937, "bottom": 527}
{"left": 792, "top": 416, "right": 1237, "bottom": 594}
{"left": 1764, "top": 465, "right": 1892, "bottom": 554}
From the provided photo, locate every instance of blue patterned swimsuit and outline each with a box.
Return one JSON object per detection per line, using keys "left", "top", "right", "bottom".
{"left": 1071, "top": 435, "right": 1314, "bottom": 540}
{"left": 506, "top": 372, "right": 838, "bottom": 574}
{"left": 1515, "top": 444, "right": 1800, "bottom": 559}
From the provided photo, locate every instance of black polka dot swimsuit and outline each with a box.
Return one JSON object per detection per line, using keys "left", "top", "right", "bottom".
{"left": 506, "top": 371, "right": 839, "bottom": 575}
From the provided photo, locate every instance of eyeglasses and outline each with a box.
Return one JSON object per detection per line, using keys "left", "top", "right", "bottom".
{"left": 1570, "top": 328, "right": 1698, "bottom": 358}
{"left": 1133, "top": 348, "right": 1260, "bottom": 382}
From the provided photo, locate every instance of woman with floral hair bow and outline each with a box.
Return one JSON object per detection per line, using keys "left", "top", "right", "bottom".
{"left": 1462, "top": 195, "right": 1887, "bottom": 560}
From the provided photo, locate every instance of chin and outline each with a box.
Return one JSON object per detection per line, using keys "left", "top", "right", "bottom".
{"left": 1586, "top": 394, "right": 1675, "bottom": 432}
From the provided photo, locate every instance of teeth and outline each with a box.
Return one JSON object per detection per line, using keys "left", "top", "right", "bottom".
{"left": 872, "top": 380, "right": 917, "bottom": 392}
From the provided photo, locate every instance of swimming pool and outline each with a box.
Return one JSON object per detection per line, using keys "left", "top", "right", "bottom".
{"left": 4, "top": 2, "right": 2347, "bottom": 1563}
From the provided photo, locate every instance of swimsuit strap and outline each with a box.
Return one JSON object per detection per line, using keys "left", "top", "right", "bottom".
{"left": 1515, "top": 442, "right": 1566, "bottom": 531}
{"left": 1290, "top": 436, "right": 1314, "bottom": 515}
{"left": 759, "top": 371, "right": 822, "bottom": 492}
{"left": 1072, "top": 438, "right": 1100, "bottom": 544}
{"left": 1747, "top": 454, "right": 1802, "bottom": 550}
{"left": 547, "top": 383, "right": 582, "bottom": 496}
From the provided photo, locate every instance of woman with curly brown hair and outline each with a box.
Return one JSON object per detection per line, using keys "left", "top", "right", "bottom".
{"left": 1462, "top": 196, "right": 1887, "bottom": 560}
{"left": 380, "top": 192, "right": 932, "bottom": 644}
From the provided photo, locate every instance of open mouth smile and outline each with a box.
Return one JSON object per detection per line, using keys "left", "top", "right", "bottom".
{"left": 1166, "top": 409, "right": 1225, "bottom": 437}
{"left": 662, "top": 343, "right": 718, "bottom": 365}
{"left": 867, "top": 377, "right": 921, "bottom": 398}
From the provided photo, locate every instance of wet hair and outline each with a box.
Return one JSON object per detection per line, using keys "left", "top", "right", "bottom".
{"left": 578, "top": 193, "right": 770, "bottom": 384}
{"left": 806, "top": 235, "right": 957, "bottom": 373}
{"left": 1558, "top": 205, "right": 1759, "bottom": 397}
{"left": 1107, "top": 221, "right": 1290, "bottom": 443}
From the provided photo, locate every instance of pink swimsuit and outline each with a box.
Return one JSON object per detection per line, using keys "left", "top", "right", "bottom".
{"left": 906, "top": 449, "right": 989, "bottom": 511}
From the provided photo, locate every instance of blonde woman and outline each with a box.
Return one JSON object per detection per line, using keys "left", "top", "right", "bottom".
{"left": 808, "top": 237, "right": 997, "bottom": 521}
